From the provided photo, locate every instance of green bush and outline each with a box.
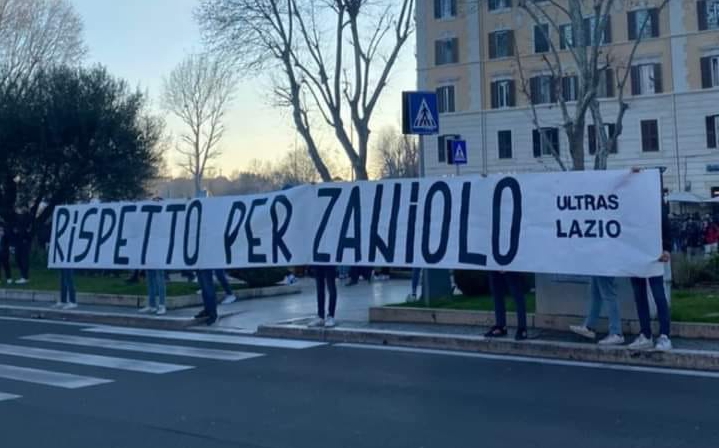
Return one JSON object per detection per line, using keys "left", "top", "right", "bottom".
{"left": 228, "top": 268, "right": 287, "bottom": 288}
{"left": 453, "top": 270, "right": 491, "bottom": 296}
{"left": 672, "top": 254, "right": 707, "bottom": 288}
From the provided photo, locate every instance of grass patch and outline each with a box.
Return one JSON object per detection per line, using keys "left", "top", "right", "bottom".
{"left": 389, "top": 290, "right": 719, "bottom": 324}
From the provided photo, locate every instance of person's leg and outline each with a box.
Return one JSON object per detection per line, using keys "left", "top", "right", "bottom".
{"left": 411, "top": 268, "right": 421, "bottom": 296}
{"left": 198, "top": 270, "right": 217, "bottom": 317}
{"left": 648, "top": 275, "right": 671, "bottom": 336}
{"left": 488, "top": 272, "right": 507, "bottom": 328}
{"left": 146, "top": 270, "right": 157, "bottom": 308}
{"left": 315, "top": 268, "right": 327, "bottom": 319}
{"left": 596, "top": 276, "right": 621, "bottom": 335}
{"left": 0, "top": 243, "right": 11, "bottom": 281}
{"left": 17, "top": 242, "right": 29, "bottom": 279}
{"left": 157, "top": 269, "right": 166, "bottom": 307}
{"left": 505, "top": 272, "right": 527, "bottom": 330}
{"left": 327, "top": 267, "right": 338, "bottom": 318}
{"left": 584, "top": 277, "right": 604, "bottom": 331}
{"left": 67, "top": 269, "right": 76, "bottom": 304}
{"left": 214, "top": 269, "right": 233, "bottom": 296}
{"left": 630, "top": 277, "right": 652, "bottom": 338}
{"left": 60, "top": 270, "right": 69, "bottom": 303}
{"left": 347, "top": 267, "right": 359, "bottom": 285}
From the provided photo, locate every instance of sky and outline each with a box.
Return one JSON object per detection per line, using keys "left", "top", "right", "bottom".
{"left": 72, "top": 0, "right": 416, "bottom": 177}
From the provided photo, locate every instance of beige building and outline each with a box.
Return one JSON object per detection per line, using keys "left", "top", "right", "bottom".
{"left": 417, "top": 0, "right": 719, "bottom": 198}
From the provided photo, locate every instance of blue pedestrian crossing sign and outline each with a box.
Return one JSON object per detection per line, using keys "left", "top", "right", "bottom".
{"left": 451, "top": 140, "right": 467, "bottom": 165}
{"left": 402, "top": 91, "right": 439, "bottom": 135}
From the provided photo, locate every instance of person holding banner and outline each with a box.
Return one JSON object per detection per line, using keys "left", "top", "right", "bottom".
{"left": 308, "top": 266, "right": 338, "bottom": 328}
{"left": 569, "top": 277, "right": 624, "bottom": 345}
{"left": 484, "top": 271, "right": 528, "bottom": 341}
{"left": 0, "top": 224, "right": 12, "bottom": 285}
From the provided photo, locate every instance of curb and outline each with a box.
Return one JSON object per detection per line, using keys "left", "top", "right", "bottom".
{"left": 0, "top": 305, "right": 198, "bottom": 330}
{"left": 370, "top": 307, "right": 719, "bottom": 340}
{"left": 257, "top": 324, "right": 719, "bottom": 372}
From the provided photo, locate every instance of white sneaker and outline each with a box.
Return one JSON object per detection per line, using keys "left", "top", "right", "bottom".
{"left": 62, "top": 303, "right": 78, "bottom": 310}
{"left": 14, "top": 278, "right": 28, "bottom": 285}
{"left": 5, "top": 279, "right": 13, "bottom": 285}
{"left": 221, "top": 294, "right": 237, "bottom": 305}
{"left": 155, "top": 305, "right": 167, "bottom": 315}
{"left": 307, "top": 317, "right": 325, "bottom": 327}
{"left": 598, "top": 334, "right": 625, "bottom": 346}
{"left": 406, "top": 293, "right": 417, "bottom": 303}
{"left": 51, "top": 302, "right": 64, "bottom": 308}
{"left": 628, "top": 334, "right": 654, "bottom": 350}
{"left": 196, "top": 289, "right": 202, "bottom": 295}
{"left": 569, "top": 325, "right": 596, "bottom": 340}
{"left": 655, "top": 334, "right": 673, "bottom": 352}
{"left": 138, "top": 306, "right": 157, "bottom": 313}
{"left": 325, "top": 317, "right": 337, "bottom": 328}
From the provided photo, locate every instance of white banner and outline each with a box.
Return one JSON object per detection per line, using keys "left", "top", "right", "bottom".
{"left": 48, "top": 170, "right": 664, "bottom": 277}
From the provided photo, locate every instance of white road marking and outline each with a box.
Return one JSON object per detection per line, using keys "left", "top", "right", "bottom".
{"left": 24, "top": 334, "right": 264, "bottom": 362}
{"left": 0, "top": 343, "right": 192, "bottom": 374}
{"left": 83, "top": 326, "right": 325, "bottom": 349}
{"left": 0, "top": 392, "right": 21, "bottom": 402}
{"left": 0, "top": 316, "right": 91, "bottom": 327}
{"left": 0, "top": 364, "right": 112, "bottom": 389}
{"left": 334, "top": 343, "right": 719, "bottom": 379}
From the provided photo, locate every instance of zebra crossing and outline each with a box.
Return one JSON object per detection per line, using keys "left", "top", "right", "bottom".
{"left": 0, "top": 325, "right": 326, "bottom": 402}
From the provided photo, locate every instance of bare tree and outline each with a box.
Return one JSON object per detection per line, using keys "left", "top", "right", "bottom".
{"left": 162, "top": 52, "right": 236, "bottom": 194}
{"left": 372, "top": 126, "right": 419, "bottom": 179}
{"left": 0, "top": 0, "right": 86, "bottom": 92}
{"left": 510, "top": 0, "right": 669, "bottom": 170}
{"left": 196, "top": 0, "right": 415, "bottom": 181}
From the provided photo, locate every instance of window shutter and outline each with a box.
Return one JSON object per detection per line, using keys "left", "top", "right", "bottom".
{"left": 707, "top": 116, "right": 717, "bottom": 148}
{"left": 489, "top": 33, "right": 497, "bottom": 59}
{"left": 603, "top": 16, "right": 612, "bottom": 43}
{"left": 650, "top": 8, "right": 660, "bottom": 37}
{"left": 435, "top": 40, "right": 442, "bottom": 64}
{"left": 608, "top": 123, "right": 617, "bottom": 153}
{"left": 434, "top": 0, "right": 441, "bottom": 19}
{"left": 532, "top": 129, "right": 541, "bottom": 157}
{"left": 491, "top": 82, "right": 499, "bottom": 109}
{"left": 583, "top": 18, "right": 591, "bottom": 46}
{"left": 508, "top": 80, "right": 516, "bottom": 106}
{"left": 507, "top": 30, "right": 515, "bottom": 56}
{"left": 605, "top": 69, "right": 615, "bottom": 97}
{"left": 550, "top": 76, "right": 557, "bottom": 103}
{"left": 653, "top": 64, "right": 663, "bottom": 93}
{"left": 631, "top": 66, "right": 640, "bottom": 95}
{"left": 561, "top": 77, "right": 570, "bottom": 100}
{"left": 588, "top": 125, "right": 597, "bottom": 155}
{"left": 550, "top": 128, "right": 560, "bottom": 155}
{"left": 450, "top": 0, "right": 457, "bottom": 16}
{"left": 701, "top": 57, "right": 712, "bottom": 88}
{"left": 451, "top": 38, "right": 459, "bottom": 63}
{"left": 448, "top": 86, "right": 455, "bottom": 112}
{"left": 628, "top": 11, "right": 637, "bottom": 40}
{"left": 641, "top": 122, "right": 648, "bottom": 151}
{"left": 560, "top": 26, "right": 567, "bottom": 50}
{"left": 530, "top": 76, "right": 539, "bottom": 104}
{"left": 437, "top": 136, "right": 446, "bottom": 162}
{"left": 698, "top": 1, "right": 708, "bottom": 31}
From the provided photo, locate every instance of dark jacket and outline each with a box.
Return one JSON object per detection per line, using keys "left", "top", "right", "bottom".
{"left": 662, "top": 204, "right": 671, "bottom": 252}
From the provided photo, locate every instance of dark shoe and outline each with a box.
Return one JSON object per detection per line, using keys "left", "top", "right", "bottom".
{"left": 194, "top": 309, "right": 209, "bottom": 319}
{"left": 206, "top": 313, "right": 218, "bottom": 326}
{"left": 345, "top": 280, "right": 358, "bottom": 287}
{"left": 484, "top": 326, "right": 507, "bottom": 338}
{"left": 515, "top": 328, "right": 528, "bottom": 341}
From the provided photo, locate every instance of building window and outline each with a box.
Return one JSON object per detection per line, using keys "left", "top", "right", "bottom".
{"left": 701, "top": 55, "right": 719, "bottom": 88}
{"left": 434, "top": 0, "right": 457, "bottom": 19}
{"left": 530, "top": 75, "right": 555, "bottom": 104}
{"left": 559, "top": 24, "right": 574, "bottom": 49}
{"left": 498, "top": 130, "right": 512, "bottom": 159}
{"left": 628, "top": 8, "right": 660, "bottom": 40}
{"left": 631, "top": 63, "right": 663, "bottom": 95}
{"left": 437, "top": 85, "right": 455, "bottom": 113}
{"left": 706, "top": 115, "right": 719, "bottom": 148}
{"left": 588, "top": 123, "right": 618, "bottom": 155}
{"left": 435, "top": 38, "right": 459, "bottom": 65}
{"left": 490, "top": 79, "right": 516, "bottom": 108}
{"left": 583, "top": 16, "right": 612, "bottom": 45}
{"left": 488, "top": 30, "right": 514, "bottom": 59}
{"left": 698, "top": 0, "right": 719, "bottom": 31}
{"left": 532, "top": 127, "right": 560, "bottom": 157}
{"left": 534, "top": 24, "right": 550, "bottom": 53}
{"left": 561, "top": 75, "right": 578, "bottom": 101}
{"left": 488, "top": 0, "right": 512, "bottom": 11}
{"left": 641, "top": 119, "right": 659, "bottom": 152}
{"left": 597, "top": 69, "right": 615, "bottom": 98}
{"left": 437, "top": 134, "right": 459, "bottom": 163}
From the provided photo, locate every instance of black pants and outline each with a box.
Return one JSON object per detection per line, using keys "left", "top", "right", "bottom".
{"left": 348, "top": 266, "right": 372, "bottom": 283}
{"left": 0, "top": 242, "right": 11, "bottom": 280}
{"left": 489, "top": 271, "right": 527, "bottom": 330}
{"left": 315, "top": 266, "right": 337, "bottom": 319}
{"left": 14, "top": 241, "right": 29, "bottom": 279}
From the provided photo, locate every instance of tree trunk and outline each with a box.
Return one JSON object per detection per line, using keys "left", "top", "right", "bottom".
{"left": 568, "top": 122, "right": 585, "bottom": 171}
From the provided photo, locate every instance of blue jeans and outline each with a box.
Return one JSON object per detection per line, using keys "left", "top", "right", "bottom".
{"left": 60, "top": 269, "right": 76, "bottom": 304}
{"left": 197, "top": 270, "right": 217, "bottom": 316}
{"left": 584, "top": 276, "right": 621, "bottom": 335}
{"left": 489, "top": 271, "right": 527, "bottom": 330}
{"left": 214, "top": 270, "right": 233, "bottom": 296}
{"left": 411, "top": 268, "right": 422, "bottom": 295}
{"left": 314, "top": 266, "right": 337, "bottom": 319}
{"left": 146, "top": 270, "right": 166, "bottom": 308}
{"left": 631, "top": 276, "right": 671, "bottom": 338}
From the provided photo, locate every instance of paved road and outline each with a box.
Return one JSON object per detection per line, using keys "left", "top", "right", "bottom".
{"left": 0, "top": 317, "right": 718, "bottom": 448}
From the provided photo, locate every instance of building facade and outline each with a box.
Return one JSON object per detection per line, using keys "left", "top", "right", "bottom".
{"left": 417, "top": 0, "right": 719, "bottom": 198}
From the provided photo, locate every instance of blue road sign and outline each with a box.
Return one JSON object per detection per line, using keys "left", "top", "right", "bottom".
{"left": 452, "top": 140, "right": 467, "bottom": 165}
{"left": 402, "top": 91, "right": 439, "bottom": 135}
